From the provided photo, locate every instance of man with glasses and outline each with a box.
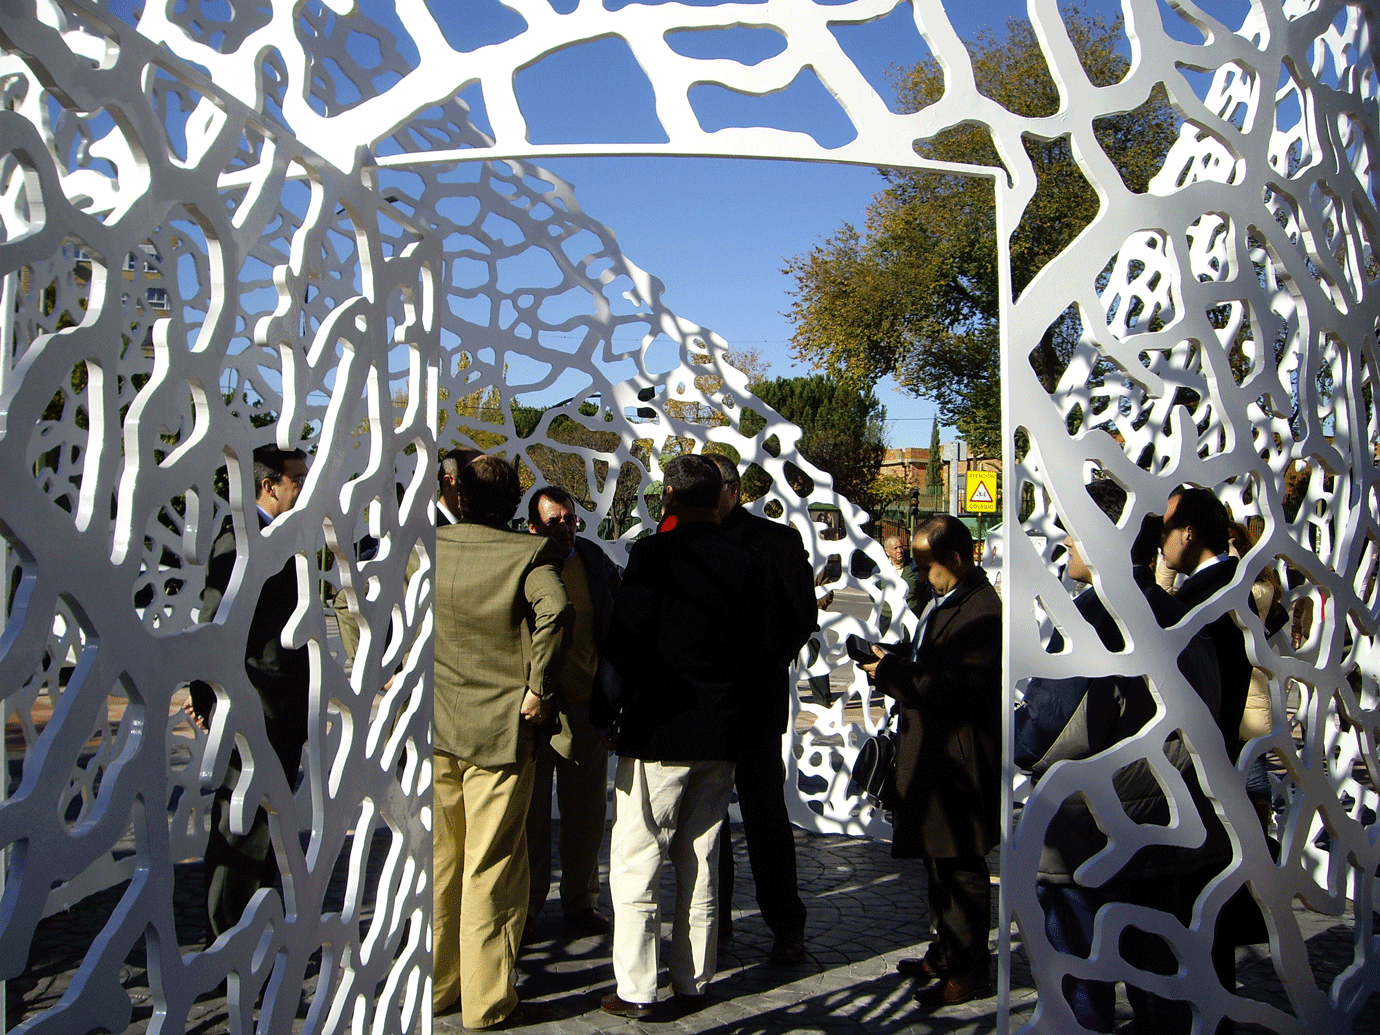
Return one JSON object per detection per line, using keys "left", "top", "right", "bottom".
{"left": 1158, "top": 484, "right": 1255, "bottom": 1035}
{"left": 524, "top": 485, "right": 622, "bottom": 939}
{"left": 190, "top": 443, "right": 311, "bottom": 941}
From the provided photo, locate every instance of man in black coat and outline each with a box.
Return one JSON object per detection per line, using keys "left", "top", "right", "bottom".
{"left": 1160, "top": 485, "right": 1253, "bottom": 762}
{"left": 1159, "top": 484, "right": 1255, "bottom": 1035}
{"left": 189, "top": 444, "right": 310, "bottom": 941}
{"left": 591, "top": 455, "right": 767, "bottom": 1020}
{"left": 862, "top": 514, "right": 1002, "bottom": 1010}
{"left": 706, "top": 454, "right": 818, "bottom": 963}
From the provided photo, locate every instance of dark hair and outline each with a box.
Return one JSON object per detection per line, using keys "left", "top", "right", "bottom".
{"left": 527, "top": 485, "right": 578, "bottom": 525}
{"left": 705, "top": 453, "right": 740, "bottom": 486}
{"left": 252, "top": 445, "right": 307, "bottom": 496}
{"left": 458, "top": 455, "right": 521, "bottom": 525}
{"left": 916, "top": 514, "right": 973, "bottom": 565}
{"left": 1086, "top": 478, "right": 1128, "bottom": 522}
{"left": 1131, "top": 513, "right": 1163, "bottom": 567}
{"left": 1166, "top": 485, "right": 1229, "bottom": 555}
{"left": 663, "top": 455, "right": 722, "bottom": 510}
{"left": 438, "top": 447, "right": 481, "bottom": 486}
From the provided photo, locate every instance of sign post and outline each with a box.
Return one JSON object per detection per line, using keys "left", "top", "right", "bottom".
{"left": 965, "top": 469, "right": 998, "bottom": 514}
{"left": 941, "top": 440, "right": 968, "bottom": 514}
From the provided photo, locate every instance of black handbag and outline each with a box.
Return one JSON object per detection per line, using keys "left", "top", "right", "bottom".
{"left": 852, "top": 708, "right": 898, "bottom": 810}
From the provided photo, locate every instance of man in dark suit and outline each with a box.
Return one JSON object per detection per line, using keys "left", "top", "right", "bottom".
{"left": 862, "top": 514, "right": 1001, "bottom": 1010}
{"left": 706, "top": 454, "right": 818, "bottom": 963}
{"left": 524, "top": 485, "right": 621, "bottom": 938}
{"left": 1021, "top": 480, "right": 1228, "bottom": 1034}
{"left": 592, "top": 455, "right": 767, "bottom": 1020}
{"left": 1160, "top": 485, "right": 1252, "bottom": 761}
{"left": 1159, "top": 484, "right": 1253, "bottom": 1035}
{"left": 191, "top": 443, "right": 310, "bottom": 941}
{"left": 431, "top": 455, "right": 571, "bottom": 1028}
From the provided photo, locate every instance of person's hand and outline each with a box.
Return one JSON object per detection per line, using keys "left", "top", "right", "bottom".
{"left": 860, "top": 644, "right": 888, "bottom": 678}
{"left": 520, "top": 689, "right": 549, "bottom": 724}
{"left": 182, "top": 698, "right": 209, "bottom": 733}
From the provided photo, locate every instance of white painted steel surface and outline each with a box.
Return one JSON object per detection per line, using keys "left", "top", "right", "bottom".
{"left": 0, "top": 0, "right": 1375, "bottom": 1031}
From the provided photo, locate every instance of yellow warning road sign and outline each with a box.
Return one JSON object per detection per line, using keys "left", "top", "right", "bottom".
{"left": 965, "top": 470, "right": 998, "bottom": 513}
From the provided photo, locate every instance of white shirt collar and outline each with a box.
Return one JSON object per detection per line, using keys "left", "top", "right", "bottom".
{"left": 1191, "top": 552, "right": 1231, "bottom": 576}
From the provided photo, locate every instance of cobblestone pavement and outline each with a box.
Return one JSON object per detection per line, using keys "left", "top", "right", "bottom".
{"left": 8, "top": 821, "right": 1378, "bottom": 1034}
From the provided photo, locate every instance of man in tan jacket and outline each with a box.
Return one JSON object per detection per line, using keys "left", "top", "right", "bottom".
{"left": 432, "top": 455, "right": 572, "bottom": 1028}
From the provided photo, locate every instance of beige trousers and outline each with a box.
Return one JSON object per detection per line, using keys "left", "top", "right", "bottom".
{"left": 432, "top": 750, "right": 535, "bottom": 1028}
{"left": 609, "top": 757, "right": 736, "bottom": 1005}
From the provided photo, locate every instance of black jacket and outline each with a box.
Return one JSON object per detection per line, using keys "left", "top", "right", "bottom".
{"left": 192, "top": 512, "right": 310, "bottom": 776}
{"left": 719, "top": 506, "right": 817, "bottom": 736}
{"left": 1175, "top": 557, "right": 1252, "bottom": 762}
{"left": 593, "top": 517, "right": 767, "bottom": 761}
{"left": 872, "top": 569, "right": 1002, "bottom": 859}
{"left": 1018, "top": 576, "right": 1228, "bottom": 883}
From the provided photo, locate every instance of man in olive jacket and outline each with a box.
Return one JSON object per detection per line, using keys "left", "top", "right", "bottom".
{"left": 863, "top": 514, "right": 1001, "bottom": 1010}
{"left": 431, "top": 455, "right": 572, "bottom": 1029}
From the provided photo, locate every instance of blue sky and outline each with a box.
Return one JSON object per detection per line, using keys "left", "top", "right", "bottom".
{"left": 439, "top": 0, "right": 1134, "bottom": 447}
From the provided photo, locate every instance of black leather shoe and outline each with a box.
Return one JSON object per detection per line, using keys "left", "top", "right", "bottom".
{"left": 914, "top": 976, "right": 994, "bottom": 1010}
{"left": 564, "top": 908, "right": 611, "bottom": 936}
{"left": 896, "top": 956, "right": 944, "bottom": 982}
{"left": 770, "top": 934, "right": 808, "bottom": 965}
{"left": 600, "top": 992, "right": 654, "bottom": 1020}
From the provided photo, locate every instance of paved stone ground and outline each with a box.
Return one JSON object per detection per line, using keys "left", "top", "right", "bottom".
{"left": 8, "top": 820, "right": 1379, "bottom": 1034}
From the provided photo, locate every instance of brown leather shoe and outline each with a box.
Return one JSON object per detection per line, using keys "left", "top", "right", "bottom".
{"left": 564, "top": 907, "right": 611, "bottom": 936}
{"left": 600, "top": 992, "right": 654, "bottom": 1020}
{"left": 470, "top": 1001, "right": 546, "bottom": 1030}
{"left": 913, "top": 976, "right": 993, "bottom": 1010}
{"left": 895, "top": 956, "right": 944, "bottom": 982}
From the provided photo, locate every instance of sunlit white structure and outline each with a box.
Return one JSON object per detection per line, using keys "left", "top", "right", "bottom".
{"left": 0, "top": 0, "right": 1375, "bottom": 1032}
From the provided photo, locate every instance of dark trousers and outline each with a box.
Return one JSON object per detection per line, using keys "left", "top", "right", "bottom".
{"left": 923, "top": 855, "right": 991, "bottom": 983}
{"left": 204, "top": 768, "right": 278, "bottom": 942}
{"left": 716, "top": 739, "right": 806, "bottom": 939}
{"left": 1038, "top": 877, "right": 1185, "bottom": 1033}
{"left": 203, "top": 732, "right": 303, "bottom": 943}
{"left": 1172, "top": 867, "right": 1237, "bottom": 1035}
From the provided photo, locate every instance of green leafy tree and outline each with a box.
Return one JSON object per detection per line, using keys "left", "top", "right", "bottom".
{"left": 927, "top": 420, "right": 941, "bottom": 492}
{"left": 744, "top": 374, "right": 888, "bottom": 506}
{"left": 664, "top": 345, "right": 769, "bottom": 426}
{"left": 783, "top": 8, "right": 1177, "bottom": 453}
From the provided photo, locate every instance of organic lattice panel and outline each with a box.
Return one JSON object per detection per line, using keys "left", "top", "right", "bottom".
{"left": 1004, "top": 1, "right": 1380, "bottom": 1031}
{"left": 0, "top": 5, "right": 433, "bottom": 1033}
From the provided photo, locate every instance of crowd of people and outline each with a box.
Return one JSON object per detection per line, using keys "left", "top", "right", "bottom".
{"left": 195, "top": 443, "right": 1266, "bottom": 1032}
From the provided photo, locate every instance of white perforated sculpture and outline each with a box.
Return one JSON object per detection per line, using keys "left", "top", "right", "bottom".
{"left": 0, "top": 0, "right": 1375, "bottom": 1032}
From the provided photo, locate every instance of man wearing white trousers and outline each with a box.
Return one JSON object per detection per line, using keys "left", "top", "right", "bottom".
{"left": 590, "top": 454, "right": 768, "bottom": 1020}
